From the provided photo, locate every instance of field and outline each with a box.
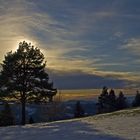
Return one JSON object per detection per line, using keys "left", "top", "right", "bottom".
{"left": 54, "top": 88, "right": 137, "bottom": 101}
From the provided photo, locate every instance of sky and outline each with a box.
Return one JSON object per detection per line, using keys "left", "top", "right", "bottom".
{"left": 0, "top": 0, "right": 140, "bottom": 89}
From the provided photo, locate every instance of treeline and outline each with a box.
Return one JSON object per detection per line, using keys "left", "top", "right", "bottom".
{"left": 74, "top": 87, "right": 140, "bottom": 118}
{"left": 96, "top": 86, "right": 140, "bottom": 114}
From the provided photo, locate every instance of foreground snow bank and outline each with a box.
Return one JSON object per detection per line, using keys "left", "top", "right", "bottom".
{"left": 0, "top": 108, "right": 140, "bottom": 140}
{"left": 82, "top": 107, "right": 140, "bottom": 140}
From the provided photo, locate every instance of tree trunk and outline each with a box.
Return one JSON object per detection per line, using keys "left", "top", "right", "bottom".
{"left": 21, "top": 95, "right": 26, "bottom": 125}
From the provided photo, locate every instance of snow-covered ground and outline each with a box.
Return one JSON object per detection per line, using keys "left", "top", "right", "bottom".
{"left": 0, "top": 108, "right": 140, "bottom": 140}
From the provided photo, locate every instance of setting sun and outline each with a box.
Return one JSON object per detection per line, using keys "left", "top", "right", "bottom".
{"left": 13, "top": 38, "right": 36, "bottom": 51}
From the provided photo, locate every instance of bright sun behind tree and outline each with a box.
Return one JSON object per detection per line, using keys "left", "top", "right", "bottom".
{"left": 13, "top": 38, "right": 36, "bottom": 51}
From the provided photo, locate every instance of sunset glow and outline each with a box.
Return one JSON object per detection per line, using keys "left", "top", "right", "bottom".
{"left": 0, "top": 0, "right": 140, "bottom": 89}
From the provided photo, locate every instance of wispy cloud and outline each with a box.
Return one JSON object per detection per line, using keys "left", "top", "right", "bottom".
{"left": 121, "top": 38, "right": 140, "bottom": 55}
{"left": 0, "top": 0, "right": 140, "bottom": 88}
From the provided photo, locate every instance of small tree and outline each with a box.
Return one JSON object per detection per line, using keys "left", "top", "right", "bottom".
{"left": 0, "top": 41, "right": 57, "bottom": 125}
{"left": 132, "top": 90, "right": 140, "bottom": 107}
{"left": 29, "top": 116, "right": 34, "bottom": 124}
{"left": 108, "top": 89, "right": 117, "bottom": 112}
{"left": 116, "top": 91, "right": 127, "bottom": 110}
{"left": 74, "top": 101, "right": 85, "bottom": 118}
{"left": 0, "top": 103, "right": 14, "bottom": 126}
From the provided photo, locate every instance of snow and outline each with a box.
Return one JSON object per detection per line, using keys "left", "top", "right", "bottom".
{"left": 0, "top": 108, "right": 140, "bottom": 140}
{"left": 33, "top": 87, "right": 52, "bottom": 92}
{"left": 1, "top": 86, "right": 7, "bottom": 91}
{"left": 34, "top": 78, "right": 41, "bottom": 82}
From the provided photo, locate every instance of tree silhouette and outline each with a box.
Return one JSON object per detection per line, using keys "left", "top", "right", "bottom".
{"left": 97, "top": 87, "right": 128, "bottom": 113}
{"left": 0, "top": 102, "right": 14, "bottom": 126}
{"left": 0, "top": 41, "right": 57, "bottom": 125}
{"left": 116, "top": 91, "right": 127, "bottom": 110}
{"left": 29, "top": 116, "right": 34, "bottom": 124}
{"left": 74, "top": 101, "right": 85, "bottom": 118}
{"left": 108, "top": 89, "right": 117, "bottom": 111}
{"left": 97, "top": 86, "right": 109, "bottom": 113}
{"left": 132, "top": 90, "right": 140, "bottom": 107}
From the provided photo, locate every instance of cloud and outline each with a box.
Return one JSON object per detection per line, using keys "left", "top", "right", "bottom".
{"left": 48, "top": 68, "right": 140, "bottom": 89}
{"left": 121, "top": 38, "right": 140, "bottom": 55}
{"left": 47, "top": 67, "right": 140, "bottom": 89}
{"left": 0, "top": 0, "right": 97, "bottom": 72}
{"left": 47, "top": 69, "right": 129, "bottom": 89}
{"left": 0, "top": 0, "right": 140, "bottom": 89}
{"left": 114, "top": 32, "right": 123, "bottom": 38}
{"left": 92, "top": 70, "right": 140, "bottom": 82}
{"left": 0, "top": 0, "right": 60, "bottom": 58}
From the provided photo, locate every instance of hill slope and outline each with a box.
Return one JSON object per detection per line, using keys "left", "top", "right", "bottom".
{"left": 0, "top": 107, "right": 140, "bottom": 140}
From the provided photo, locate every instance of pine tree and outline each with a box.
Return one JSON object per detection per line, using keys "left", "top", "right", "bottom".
{"left": 74, "top": 101, "right": 84, "bottom": 118}
{"left": 97, "top": 86, "right": 109, "bottom": 113}
{"left": 0, "top": 41, "right": 57, "bottom": 125}
{"left": 132, "top": 90, "right": 140, "bottom": 107}
{"left": 108, "top": 89, "right": 117, "bottom": 111}
{"left": 116, "top": 91, "right": 127, "bottom": 110}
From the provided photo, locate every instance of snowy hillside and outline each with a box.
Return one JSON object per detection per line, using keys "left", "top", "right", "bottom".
{"left": 0, "top": 107, "right": 140, "bottom": 140}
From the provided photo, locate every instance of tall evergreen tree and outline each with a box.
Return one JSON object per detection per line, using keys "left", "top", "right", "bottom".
{"left": 97, "top": 86, "right": 109, "bottom": 113}
{"left": 108, "top": 89, "right": 117, "bottom": 111}
{"left": 0, "top": 41, "right": 57, "bottom": 125}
